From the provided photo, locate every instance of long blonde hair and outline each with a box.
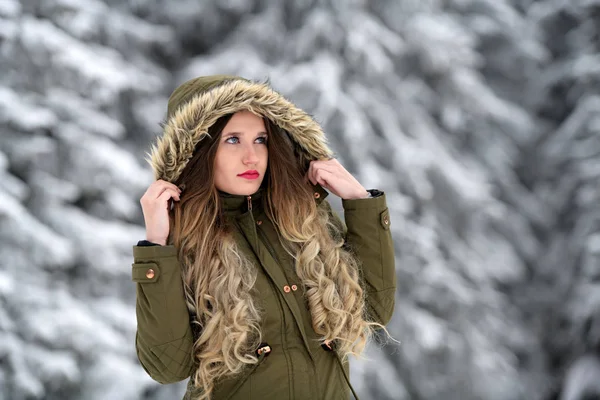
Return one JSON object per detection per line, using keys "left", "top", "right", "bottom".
{"left": 169, "top": 113, "right": 385, "bottom": 400}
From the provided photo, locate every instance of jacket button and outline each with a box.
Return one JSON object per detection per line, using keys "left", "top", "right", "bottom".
{"left": 383, "top": 217, "right": 389, "bottom": 225}
{"left": 283, "top": 285, "right": 291, "bottom": 293}
{"left": 256, "top": 343, "right": 271, "bottom": 357}
{"left": 145, "top": 268, "right": 155, "bottom": 279}
{"left": 314, "top": 192, "right": 320, "bottom": 199}
{"left": 291, "top": 284, "right": 298, "bottom": 291}
{"left": 256, "top": 220, "right": 262, "bottom": 225}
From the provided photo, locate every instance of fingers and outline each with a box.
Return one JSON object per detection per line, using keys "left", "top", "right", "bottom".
{"left": 314, "top": 168, "right": 333, "bottom": 189}
{"left": 157, "top": 189, "right": 180, "bottom": 210}
{"left": 141, "top": 179, "right": 182, "bottom": 206}
{"left": 155, "top": 186, "right": 181, "bottom": 202}
{"left": 307, "top": 163, "right": 316, "bottom": 185}
{"left": 148, "top": 179, "right": 182, "bottom": 199}
{"left": 308, "top": 163, "right": 320, "bottom": 186}
{"left": 158, "top": 188, "right": 180, "bottom": 202}
{"left": 307, "top": 159, "right": 339, "bottom": 185}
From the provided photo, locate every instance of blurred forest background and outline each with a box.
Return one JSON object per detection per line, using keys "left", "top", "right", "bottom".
{"left": 1, "top": 0, "right": 600, "bottom": 399}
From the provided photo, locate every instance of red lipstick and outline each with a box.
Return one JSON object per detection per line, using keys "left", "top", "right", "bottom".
{"left": 238, "top": 170, "right": 259, "bottom": 180}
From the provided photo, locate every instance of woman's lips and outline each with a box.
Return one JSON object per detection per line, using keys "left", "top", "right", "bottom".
{"left": 238, "top": 173, "right": 259, "bottom": 180}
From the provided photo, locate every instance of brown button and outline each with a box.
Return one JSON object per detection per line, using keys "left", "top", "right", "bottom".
{"left": 314, "top": 192, "right": 320, "bottom": 199}
{"left": 145, "top": 268, "right": 155, "bottom": 279}
{"left": 256, "top": 220, "right": 262, "bottom": 225}
{"left": 291, "top": 284, "right": 298, "bottom": 291}
{"left": 283, "top": 285, "right": 291, "bottom": 293}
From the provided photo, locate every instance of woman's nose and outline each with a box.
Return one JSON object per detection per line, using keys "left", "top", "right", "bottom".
{"left": 243, "top": 145, "right": 259, "bottom": 165}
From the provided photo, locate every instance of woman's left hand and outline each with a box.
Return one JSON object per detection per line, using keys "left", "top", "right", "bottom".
{"left": 306, "top": 159, "right": 368, "bottom": 200}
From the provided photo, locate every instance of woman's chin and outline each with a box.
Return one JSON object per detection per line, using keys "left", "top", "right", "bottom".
{"left": 219, "top": 181, "right": 263, "bottom": 196}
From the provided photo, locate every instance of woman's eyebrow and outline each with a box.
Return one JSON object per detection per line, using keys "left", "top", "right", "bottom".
{"left": 223, "top": 131, "right": 268, "bottom": 136}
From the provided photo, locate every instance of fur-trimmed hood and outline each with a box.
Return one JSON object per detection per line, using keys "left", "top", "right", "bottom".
{"left": 145, "top": 75, "right": 334, "bottom": 183}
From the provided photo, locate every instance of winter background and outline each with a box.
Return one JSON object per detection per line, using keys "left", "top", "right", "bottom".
{"left": 1, "top": 0, "right": 600, "bottom": 399}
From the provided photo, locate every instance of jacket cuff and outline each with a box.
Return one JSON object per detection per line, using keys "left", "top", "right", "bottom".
{"left": 133, "top": 244, "right": 178, "bottom": 260}
{"left": 342, "top": 191, "right": 387, "bottom": 211}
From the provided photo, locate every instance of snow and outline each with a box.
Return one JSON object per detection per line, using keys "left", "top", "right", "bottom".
{"left": 0, "top": 87, "right": 58, "bottom": 131}
{"left": 45, "top": 88, "right": 126, "bottom": 140}
{"left": 0, "top": 0, "right": 21, "bottom": 18}
{"left": 0, "top": 271, "right": 15, "bottom": 297}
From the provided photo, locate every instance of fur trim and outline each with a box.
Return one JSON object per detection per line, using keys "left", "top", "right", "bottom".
{"left": 145, "top": 78, "right": 334, "bottom": 183}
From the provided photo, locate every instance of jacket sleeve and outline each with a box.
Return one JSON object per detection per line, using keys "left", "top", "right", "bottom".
{"left": 132, "top": 244, "right": 195, "bottom": 383}
{"left": 320, "top": 194, "right": 396, "bottom": 326}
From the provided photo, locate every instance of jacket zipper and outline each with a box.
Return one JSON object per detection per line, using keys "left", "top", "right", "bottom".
{"left": 253, "top": 211, "right": 297, "bottom": 397}
{"left": 246, "top": 195, "right": 259, "bottom": 250}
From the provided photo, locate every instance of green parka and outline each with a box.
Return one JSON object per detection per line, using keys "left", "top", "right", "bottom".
{"left": 131, "top": 75, "right": 397, "bottom": 400}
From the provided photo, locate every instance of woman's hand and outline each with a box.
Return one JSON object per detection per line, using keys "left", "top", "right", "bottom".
{"left": 306, "top": 159, "right": 368, "bottom": 200}
{"left": 139, "top": 179, "right": 182, "bottom": 245}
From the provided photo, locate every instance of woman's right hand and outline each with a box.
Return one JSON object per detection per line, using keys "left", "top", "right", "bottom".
{"left": 140, "top": 179, "right": 182, "bottom": 246}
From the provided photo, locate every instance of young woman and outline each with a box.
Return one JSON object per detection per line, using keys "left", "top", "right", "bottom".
{"left": 132, "top": 75, "right": 396, "bottom": 400}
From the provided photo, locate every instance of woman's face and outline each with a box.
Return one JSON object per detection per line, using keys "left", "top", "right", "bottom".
{"left": 214, "top": 110, "right": 268, "bottom": 195}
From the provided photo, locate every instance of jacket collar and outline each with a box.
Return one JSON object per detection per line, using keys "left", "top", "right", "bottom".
{"left": 218, "top": 187, "right": 264, "bottom": 215}
{"left": 218, "top": 183, "right": 328, "bottom": 215}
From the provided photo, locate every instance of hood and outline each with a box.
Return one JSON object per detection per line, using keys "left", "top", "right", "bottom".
{"left": 145, "top": 75, "right": 334, "bottom": 183}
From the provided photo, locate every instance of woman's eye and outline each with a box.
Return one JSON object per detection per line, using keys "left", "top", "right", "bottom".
{"left": 224, "top": 136, "right": 267, "bottom": 144}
